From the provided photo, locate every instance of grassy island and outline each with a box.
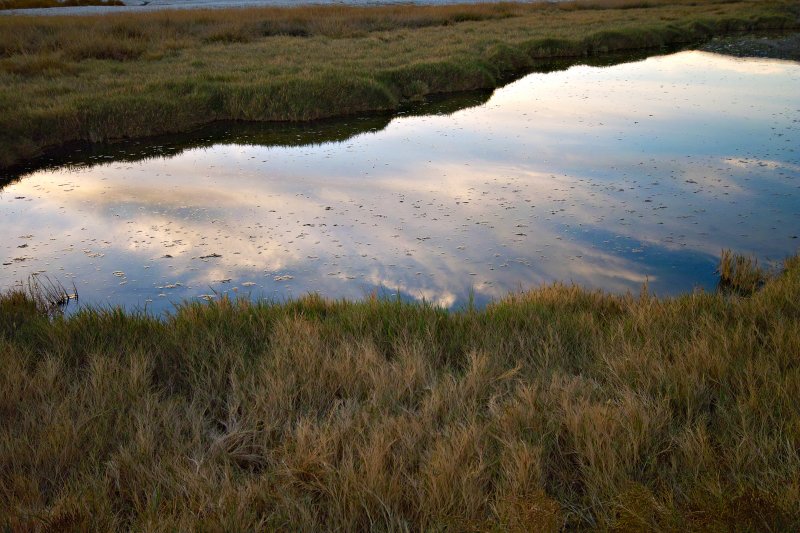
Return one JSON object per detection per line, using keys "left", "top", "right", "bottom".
{"left": 0, "top": 0, "right": 798, "bottom": 170}
{"left": 1, "top": 252, "right": 799, "bottom": 529}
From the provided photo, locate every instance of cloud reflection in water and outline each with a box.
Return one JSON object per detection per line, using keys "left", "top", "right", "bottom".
{"left": 1, "top": 51, "right": 798, "bottom": 312}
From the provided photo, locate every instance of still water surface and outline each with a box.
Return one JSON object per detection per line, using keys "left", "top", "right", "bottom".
{"left": 2, "top": 50, "right": 799, "bottom": 312}
{"left": 0, "top": 0, "right": 552, "bottom": 17}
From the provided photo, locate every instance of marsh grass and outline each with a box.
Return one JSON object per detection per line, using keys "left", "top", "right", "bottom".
{"left": 1, "top": 252, "right": 799, "bottom": 529}
{"left": 0, "top": 0, "right": 797, "bottom": 168}
{"left": 717, "top": 249, "right": 768, "bottom": 295}
{"left": 21, "top": 274, "right": 75, "bottom": 311}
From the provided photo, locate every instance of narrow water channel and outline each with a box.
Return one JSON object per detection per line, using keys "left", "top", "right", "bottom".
{"left": 2, "top": 50, "right": 798, "bottom": 312}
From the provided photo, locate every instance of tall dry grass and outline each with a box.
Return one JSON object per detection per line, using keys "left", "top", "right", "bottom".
{"left": 1, "top": 252, "right": 799, "bottom": 529}
{"left": 0, "top": 0, "right": 797, "bottom": 170}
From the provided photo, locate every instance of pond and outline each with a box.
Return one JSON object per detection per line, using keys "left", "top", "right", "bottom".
{"left": 0, "top": 0, "right": 553, "bottom": 17}
{"left": 1, "top": 50, "right": 799, "bottom": 312}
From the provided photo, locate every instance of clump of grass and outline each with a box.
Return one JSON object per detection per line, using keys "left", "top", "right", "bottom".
{"left": 0, "top": 252, "right": 798, "bottom": 529}
{"left": 21, "top": 274, "right": 76, "bottom": 314}
{"left": 65, "top": 36, "right": 147, "bottom": 61}
{"left": 0, "top": 53, "right": 78, "bottom": 76}
{"left": 717, "top": 248, "right": 767, "bottom": 295}
{"left": 0, "top": 0, "right": 797, "bottom": 169}
{"left": 0, "top": 275, "right": 75, "bottom": 337}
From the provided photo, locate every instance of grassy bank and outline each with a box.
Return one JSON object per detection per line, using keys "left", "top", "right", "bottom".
{"left": 0, "top": 0, "right": 798, "bottom": 169}
{"left": 1, "top": 252, "right": 799, "bottom": 529}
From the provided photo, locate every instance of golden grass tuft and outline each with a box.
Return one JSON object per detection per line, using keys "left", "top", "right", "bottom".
{"left": 717, "top": 248, "right": 767, "bottom": 295}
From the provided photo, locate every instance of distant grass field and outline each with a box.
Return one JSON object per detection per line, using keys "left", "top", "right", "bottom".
{"left": 1, "top": 251, "right": 798, "bottom": 529}
{"left": 0, "top": 0, "right": 797, "bottom": 169}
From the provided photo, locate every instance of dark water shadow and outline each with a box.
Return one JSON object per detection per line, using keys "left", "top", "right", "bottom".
{"left": 0, "top": 47, "right": 674, "bottom": 189}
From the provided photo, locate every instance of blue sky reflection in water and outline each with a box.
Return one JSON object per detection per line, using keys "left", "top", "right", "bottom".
{"left": 1, "top": 51, "right": 798, "bottom": 312}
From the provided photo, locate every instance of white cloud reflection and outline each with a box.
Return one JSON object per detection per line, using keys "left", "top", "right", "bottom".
{"left": 2, "top": 51, "right": 798, "bottom": 311}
